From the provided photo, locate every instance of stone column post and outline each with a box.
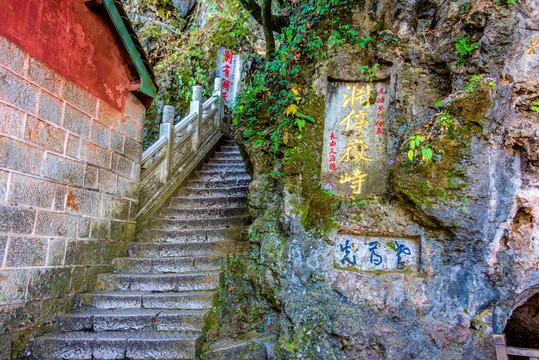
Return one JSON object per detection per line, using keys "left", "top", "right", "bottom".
{"left": 213, "top": 78, "right": 223, "bottom": 129}
{"left": 191, "top": 85, "right": 203, "bottom": 150}
{"left": 159, "top": 105, "right": 175, "bottom": 181}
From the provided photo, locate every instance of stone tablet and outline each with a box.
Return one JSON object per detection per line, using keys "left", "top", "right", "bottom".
{"left": 321, "top": 80, "right": 389, "bottom": 197}
{"left": 333, "top": 234, "right": 419, "bottom": 272}
{"left": 217, "top": 47, "right": 243, "bottom": 107}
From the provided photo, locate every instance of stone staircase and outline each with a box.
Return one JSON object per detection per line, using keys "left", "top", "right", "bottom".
{"left": 31, "top": 139, "right": 251, "bottom": 360}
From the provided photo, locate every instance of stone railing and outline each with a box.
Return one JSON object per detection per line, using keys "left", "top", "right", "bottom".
{"left": 493, "top": 334, "right": 539, "bottom": 360}
{"left": 137, "top": 78, "right": 228, "bottom": 227}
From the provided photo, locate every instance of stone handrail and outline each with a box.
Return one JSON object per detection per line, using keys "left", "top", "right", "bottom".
{"left": 137, "top": 78, "right": 227, "bottom": 228}
{"left": 493, "top": 334, "right": 539, "bottom": 360}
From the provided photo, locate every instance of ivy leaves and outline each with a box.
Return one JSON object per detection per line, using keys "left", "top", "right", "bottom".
{"left": 286, "top": 88, "right": 315, "bottom": 131}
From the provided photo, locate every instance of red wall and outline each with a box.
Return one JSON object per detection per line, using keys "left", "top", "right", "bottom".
{"left": 0, "top": 0, "right": 136, "bottom": 111}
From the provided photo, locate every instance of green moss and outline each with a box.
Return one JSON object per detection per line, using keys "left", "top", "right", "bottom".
{"left": 369, "top": 21, "right": 390, "bottom": 35}
{"left": 449, "top": 85, "right": 492, "bottom": 127}
{"left": 390, "top": 85, "right": 493, "bottom": 226}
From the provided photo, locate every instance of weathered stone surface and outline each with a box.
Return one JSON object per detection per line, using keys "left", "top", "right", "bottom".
{"left": 5, "top": 238, "right": 48, "bottom": 267}
{"left": 91, "top": 120, "right": 110, "bottom": 149}
{"left": 124, "top": 138, "right": 142, "bottom": 161}
{"left": 35, "top": 211, "right": 79, "bottom": 237}
{"left": 47, "top": 238, "right": 67, "bottom": 266}
{"left": 28, "top": 58, "right": 62, "bottom": 95}
{"left": 8, "top": 173, "right": 55, "bottom": 209}
{"left": 63, "top": 81, "right": 97, "bottom": 116}
{"left": 65, "top": 188, "right": 102, "bottom": 217}
{"left": 0, "top": 102, "right": 24, "bottom": 136}
{"left": 27, "top": 268, "right": 72, "bottom": 299}
{"left": 98, "top": 100, "right": 121, "bottom": 129}
{"left": 110, "top": 131, "right": 124, "bottom": 154}
{"left": 102, "top": 195, "right": 130, "bottom": 220}
{"left": 81, "top": 141, "right": 112, "bottom": 169}
{"left": 43, "top": 154, "right": 85, "bottom": 186}
{"left": 65, "top": 240, "right": 102, "bottom": 266}
{"left": 0, "top": 170, "right": 8, "bottom": 201}
{"left": 0, "top": 269, "right": 30, "bottom": 301}
{"left": 0, "top": 205, "right": 35, "bottom": 234}
{"left": 0, "top": 67, "right": 38, "bottom": 112}
{"left": 64, "top": 105, "right": 91, "bottom": 137}
{"left": 98, "top": 169, "right": 117, "bottom": 194}
{"left": 0, "top": 37, "right": 26, "bottom": 74}
{"left": 24, "top": 116, "right": 66, "bottom": 153}
{"left": 53, "top": 183, "right": 67, "bottom": 211}
{"left": 118, "top": 116, "right": 137, "bottom": 139}
{"left": 0, "top": 136, "right": 43, "bottom": 175}
{"left": 112, "top": 153, "right": 134, "bottom": 178}
{"left": 39, "top": 92, "right": 62, "bottom": 124}
{"left": 124, "top": 94, "right": 146, "bottom": 123}
{"left": 172, "top": 0, "right": 196, "bottom": 17}
{"left": 66, "top": 133, "right": 82, "bottom": 159}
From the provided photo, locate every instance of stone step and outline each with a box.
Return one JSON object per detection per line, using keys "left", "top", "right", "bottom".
{"left": 169, "top": 195, "right": 247, "bottom": 209}
{"left": 135, "top": 228, "right": 232, "bottom": 243}
{"left": 213, "top": 151, "right": 242, "bottom": 159}
{"left": 205, "top": 158, "right": 244, "bottom": 165}
{"left": 160, "top": 206, "right": 247, "bottom": 220}
{"left": 95, "top": 272, "right": 221, "bottom": 292}
{"left": 57, "top": 309, "right": 208, "bottom": 332}
{"left": 178, "top": 186, "right": 248, "bottom": 197}
{"left": 32, "top": 331, "right": 201, "bottom": 360}
{"left": 129, "top": 240, "right": 237, "bottom": 257}
{"left": 204, "top": 334, "right": 275, "bottom": 360}
{"left": 195, "top": 170, "right": 249, "bottom": 181}
{"left": 150, "top": 217, "right": 245, "bottom": 231}
{"left": 219, "top": 145, "right": 239, "bottom": 152}
{"left": 188, "top": 178, "right": 250, "bottom": 188}
{"left": 113, "top": 255, "right": 225, "bottom": 274}
{"left": 77, "top": 291, "right": 216, "bottom": 310}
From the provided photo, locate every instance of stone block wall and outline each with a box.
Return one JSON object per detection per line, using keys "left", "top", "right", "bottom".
{"left": 0, "top": 35, "right": 146, "bottom": 358}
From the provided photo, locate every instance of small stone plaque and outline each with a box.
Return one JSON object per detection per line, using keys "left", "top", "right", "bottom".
{"left": 321, "top": 80, "right": 390, "bottom": 197}
{"left": 333, "top": 234, "right": 419, "bottom": 272}
{"left": 217, "top": 47, "right": 243, "bottom": 107}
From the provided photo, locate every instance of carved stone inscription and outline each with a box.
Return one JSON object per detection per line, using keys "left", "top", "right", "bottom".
{"left": 333, "top": 234, "right": 419, "bottom": 272}
{"left": 217, "top": 47, "right": 243, "bottom": 107}
{"left": 321, "top": 81, "right": 389, "bottom": 197}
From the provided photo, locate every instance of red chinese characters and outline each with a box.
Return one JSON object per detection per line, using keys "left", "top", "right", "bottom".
{"left": 328, "top": 132, "right": 339, "bottom": 171}
{"left": 375, "top": 87, "right": 387, "bottom": 135}
{"left": 221, "top": 50, "right": 234, "bottom": 104}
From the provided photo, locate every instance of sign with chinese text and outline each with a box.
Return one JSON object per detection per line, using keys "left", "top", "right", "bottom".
{"left": 217, "top": 47, "right": 243, "bottom": 107}
{"left": 321, "top": 81, "right": 389, "bottom": 197}
{"left": 334, "top": 234, "right": 419, "bottom": 272}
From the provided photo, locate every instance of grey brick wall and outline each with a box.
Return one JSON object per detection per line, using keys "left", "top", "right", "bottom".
{"left": 0, "top": 35, "right": 146, "bottom": 358}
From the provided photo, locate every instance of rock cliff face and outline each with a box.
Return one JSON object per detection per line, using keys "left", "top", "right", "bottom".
{"left": 231, "top": 0, "right": 539, "bottom": 358}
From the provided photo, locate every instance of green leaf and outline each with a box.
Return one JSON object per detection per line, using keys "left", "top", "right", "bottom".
{"left": 426, "top": 148, "right": 433, "bottom": 159}
{"left": 410, "top": 140, "right": 416, "bottom": 150}
{"left": 408, "top": 150, "right": 414, "bottom": 161}
{"left": 232, "top": 118, "right": 238, "bottom": 126}
{"left": 304, "top": 115, "right": 315, "bottom": 122}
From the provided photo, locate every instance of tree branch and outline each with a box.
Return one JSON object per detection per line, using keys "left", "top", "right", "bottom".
{"left": 238, "top": 0, "right": 289, "bottom": 32}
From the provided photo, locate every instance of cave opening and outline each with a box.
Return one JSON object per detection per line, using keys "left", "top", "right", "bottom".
{"left": 504, "top": 292, "right": 539, "bottom": 359}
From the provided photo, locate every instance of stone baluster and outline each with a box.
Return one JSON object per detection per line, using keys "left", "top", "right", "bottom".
{"left": 212, "top": 78, "right": 223, "bottom": 129}
{"left": 159, "top": 105, "right": 175, "bottom": 181}
{"left": 191, "top": 85, "right": 203, "bottom": 150}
